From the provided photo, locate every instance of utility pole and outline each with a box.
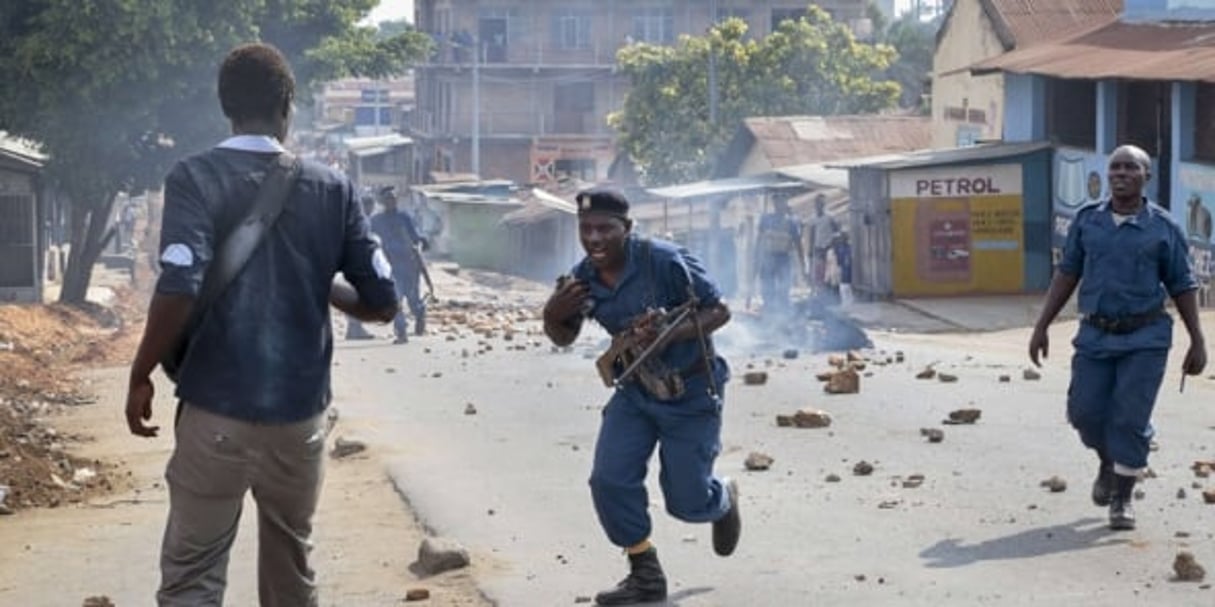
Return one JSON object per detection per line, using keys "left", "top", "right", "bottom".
{"left": 708, "top": 0, "right": 719, "bottom": 125}
{"left": 471, "top": 37, "right": 481, "bottom": 177}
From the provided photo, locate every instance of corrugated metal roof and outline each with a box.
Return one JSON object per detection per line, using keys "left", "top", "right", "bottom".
{"left": 981, "top": 0, "right": 1122, "bottom": 49}
{"left": 741, "top": 115, "right": 932, "bottom": 170}
{"left": 828, "top": 141, "right": 1051, "bottom": 170}
{"left": 0, "top": 133, "right": 46, "bottom": 168}
{"left": 970, "top": 20, "right": 1215, "bottom": 82}
{"left": 344, "top": 133, "right": 412, "bottom": 150}
{"left": 500, "top": 188, "right": 579, "bottom": 225}
{"left": 646, "top": 174, "right": 799, "bottom": 200}
{"left": 772, "top": 164, "right": 850, "bottom": 190}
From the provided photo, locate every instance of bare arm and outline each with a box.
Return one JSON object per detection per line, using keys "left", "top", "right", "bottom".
{"left": 1033, "top": 271, "right": 1080, "bottom": 332}
{"left": 543, "top": 278, "right": 590, "bottom": 347}
{"left": 330, "top": 278, "right": 398, "bottom": 323}
{"left": 1174, "top": 288, "right": 1205, "bottom": 345}
{"left": 125, "top": 293, "right": 195, "bottom": 437}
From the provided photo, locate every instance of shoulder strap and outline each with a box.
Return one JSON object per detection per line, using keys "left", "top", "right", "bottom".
{"left": 195, "top": 152, "right": 300, "bottom": 311}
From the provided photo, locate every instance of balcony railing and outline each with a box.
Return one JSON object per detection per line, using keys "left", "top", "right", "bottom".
{"left": 422, "top": 36, "right": 622, "bottom": 68}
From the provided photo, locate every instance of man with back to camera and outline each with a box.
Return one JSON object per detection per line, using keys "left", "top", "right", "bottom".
{"left": 753, "top": 192, "right": 805, "bottom": 317}
{"left": 542, "top": 188, "right": 742, "bottom": 605}
{"left": 370, "top": 184, "right": 429, "bottom": 343}
{"left": 125, "top": 42, "right": 399, "bottom": 605}
{"left": 1029, "top": 144, "right": 1207, "bottom": 531}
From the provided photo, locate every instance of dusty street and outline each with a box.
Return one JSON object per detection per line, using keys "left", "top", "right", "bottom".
{"left": 328, "top": 295, "right": 1215, "bottom": 607}
{"left": 4, "top": 264, "right": 1215, "bottom": 607}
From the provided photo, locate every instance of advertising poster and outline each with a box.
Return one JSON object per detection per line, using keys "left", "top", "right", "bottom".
{"left": 1178, "top": 162, "right": 1215, "bottom": 301}
{"left": 890, "top": 164, "right": 1024, "bottom": 296}
{"left": 1052, "top": 147, "right": 1160, "bottom": 263}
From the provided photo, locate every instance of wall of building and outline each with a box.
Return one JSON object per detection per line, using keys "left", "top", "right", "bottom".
{"left": 931, "top": 0, "right": 1008, "bottom": 148}
{"left": 0, "top": 165, "right": 40, "bottom": 302}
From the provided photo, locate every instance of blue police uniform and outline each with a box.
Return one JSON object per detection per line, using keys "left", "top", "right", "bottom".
{"left": 1058, "top": 199, "right": 1198, "bottom": 471}
{"left": 370, "top": 210, "right": 427, "bottom": 338}
{"left": 571, "top": 235, "right": 732, "bottom": 548}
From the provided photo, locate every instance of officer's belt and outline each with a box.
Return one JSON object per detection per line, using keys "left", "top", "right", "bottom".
{"left": 1082, "top": 310, "right": 1167, "bottom": 335}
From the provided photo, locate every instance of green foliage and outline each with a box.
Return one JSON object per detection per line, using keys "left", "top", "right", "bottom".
{"left": 609, "top": 7, "right": 900, "bottom": 186}
{"left": 0, "top": 0, "right": 430, "bottom": 302}
{"left": 880, "top": 12, "right": 939, "bottom": 111}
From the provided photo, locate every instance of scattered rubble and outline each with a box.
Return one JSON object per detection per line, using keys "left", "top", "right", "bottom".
{"left": 824, "top": 368, "right": 859, "bottom": 395}
{"left": 902, "top": 474, "right": 925, "bottom": 489}
{"left": 1193, "top": 461, "right": 1215, "bottom": 478}
{"left": 1023, "top": 368, "right": 1042, "bottom": 381}
{"left": 82, "top": 597, "right": 115, "bottom": 607}
{"left": 405, "top": 588, "right": 431, "bottom": 601}
{"left": 1040, "top": 476, "right": 1068, "bottom": 493}
{"left": 742, "top": 371, "right": 769, "bottom": 386}
{"left": 944, "top": 408, "right": 982, "bottom": 425}
{"left": 330, "top": 437, "right": 367, "bottom": 459}
{"left": 464, "top": 403, "right": 477, "bottom": 415}
{"left": 416, "top": 537, "right": 471, "bottom": 576}
{"left": 1203, "top": 489, "right": 1215, "bottom": 504}
{"left": 998, "top": 375, "right": 1011, "bottom": 383}
{"left": 825, "top": 473, "right": 842, "bottom": 483}
{"left": 853, "top": 461, "right": 875, "bottom": 476}
{"left": 1178, "top": 488, "right": 1188, "bottom": 500}
{"left": 920, "top": 428, "right": 945, "bottom": 443}
{"left": 1174, "top": 551, "right": 1207, "bottom": 582}
{"left": 937, "top": 373, "right": 958, "bottom": 383}
{"left": 782, "top": 349, "right": 800, "bottom": 360}
{"left": 790, "top": 408, "right": 832, "bottom": 429}
{"left": 915, "top": 367, "right": 936, "bottom": 380}
{"left": 744, "top": 452, "right": 774, "bottom": 471}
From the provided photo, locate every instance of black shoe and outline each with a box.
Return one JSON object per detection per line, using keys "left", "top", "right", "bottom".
{"left": 392, "top": 335, "right": 409, "bottom": 345}
{"left": 1092, "top": 458, "right": 1115, "bottom": 507}
{"left": 1109, "top": 473, "right": 1137, "bottom": 531}
{"left": 594, "top": 547, "right": 667, "bottom": 606}
{"left": 712, "top": 478, "right": 741, "bottom": 557}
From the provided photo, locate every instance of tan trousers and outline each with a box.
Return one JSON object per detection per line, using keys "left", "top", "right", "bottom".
{"left": 157, "top": 403, "right": 327, "bottom": 607}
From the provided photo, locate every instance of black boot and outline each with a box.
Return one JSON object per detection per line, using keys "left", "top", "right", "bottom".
{"left": 415, "top": 311, "right": 426, "bottom": 336}
{"left": 594, "top": 547, "right": 667, "bottom": 606}
{"left": 713, "top": 478, "right": 742, "bottom": 557}
{"left": 1091, "top": 456, "right": 1114, "bottom": 507}
{"left": 1109, "top": 473, "right": 1137, "bottom": 531}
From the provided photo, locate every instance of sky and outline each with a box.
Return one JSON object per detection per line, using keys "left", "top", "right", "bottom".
{"left": 361, "top": 0, "right": 930, "bottom": 26}
{"left": 363, "top": 0, "right": 413, "bottom": 25}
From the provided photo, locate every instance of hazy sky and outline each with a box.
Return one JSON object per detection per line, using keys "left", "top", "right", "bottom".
{"left": 362, "top": 0, "right": 926, "bottom": 26}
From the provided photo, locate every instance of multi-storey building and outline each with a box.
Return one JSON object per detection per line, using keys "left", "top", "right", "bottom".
{"left": 410, "top": 0, "right": 870, "bottom": 185}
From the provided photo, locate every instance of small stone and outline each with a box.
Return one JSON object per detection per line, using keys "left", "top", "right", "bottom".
{"left": 431, "top": 372, "right": 443, "bottom": 378}
{"left": 330, "top": 437, "right": 367, "bottom": 459}
{"left": 792, "top": 408, "right": 832, "bottom": 429}
{"left": 944, "top": 408, "right": 982, "bottom": 425}
{"left": 464, "top": 403, "right": 477, "bottom": 415}
{"left": 1178, "top": 488, "right": 1188, "bottom": 500}
{"left": 1023, "top": 368, "right": 1042, "bottom": 381}
{"left": 824, "top": 368, "right": 860, "bottom": 394}
{"left": 902, "top": 474, "right": 925, "bottom": 489}
{"left": 416, "top": 537, "right": 471, "bottom": 575}
{"left": 744, "top": 452, "right": 774, "bottom": 471}
{"left": 742, "top": 371, "right": 769, "bottom": 386}
{"left": 937, "top": 373, "right": 958, "bottom": 383}
{"left": 1195, "top": 464, "right": 1211, "bottom": 478}
{"left": 1195, "top": 481, "right": 1205, "bottom": 490}
{"left": 575, "top": 597, "right": 593, "bottom": 604}
{"left": 920, "top": 428, "right": 945, "bottom": 443}
{"left": 854, "top": 574, "right": 867, "bottom": 582}
{"left": 1176, "top": 531, "right": 1192, "bottom": 538}
{"left": 826, "top": 473, "right": 842, "bottom": 482}
{"left": 82, "top": 598, "right": 115, "bottom": 607}
{"left": 681, "top": 534, "right": 697, "bottom": 543}
{"left": 894, "top": 351, "right": 905, "bottom": 363}
{"left": 827, "top": 354, "right": 846, "bottom": 367}
{"left": 878, "top": 500, "right": 900, "bottom": 509}
{"left": 1040, "top": 476, "right": 1068, "bottom": 493}
{"left": 1174, "top": 551, "right": 1207, "bottom": 582}
{"left": 1202, "top": 489, "right": 1215, "bottom": 504}
{"left": 815, "top": 371, "right": 834, "bottom": 382}
{"left": 998, "top": 375, "right": 1011, "bottom": 383}
{"left": 405, "top": 587, "right": 431, "bottom": 601}
{"left": 915, "top": 367, "right": 936, "bottom": 380}
{"left": 775, "top": 414, "right": 794, "bottom": 427}
{"left": 782, "top": 349, "right": 800, "bottom": 360}
{"left": 853, "top": 461, "right": 875, "bottom": 476}
{"left": 1134, "top": 489, "right": 1146, "bottom": 501}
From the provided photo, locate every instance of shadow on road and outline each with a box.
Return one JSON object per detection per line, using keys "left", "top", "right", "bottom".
{"left": 919, "top": 517, "right": 1129, "bottom": 568}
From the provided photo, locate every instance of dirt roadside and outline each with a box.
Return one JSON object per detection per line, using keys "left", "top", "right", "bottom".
{"left": 0, "top": 362, "right": 490, "bottom": 606}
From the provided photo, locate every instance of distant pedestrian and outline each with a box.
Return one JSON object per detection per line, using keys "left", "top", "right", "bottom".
{"left": 806, "top": 193, "right": 839, "bottom": 294}
{"left": 125, "top": 42, "right": 398, "bottom": 605}
{"left": 752, "top": 193, "right": 804, "bottom": 317}
{"left": 1029, "top": 144, "right": 1206, "bottom": 531}
{"left": 369, "top": 185, "right": 428, "bottom": 343}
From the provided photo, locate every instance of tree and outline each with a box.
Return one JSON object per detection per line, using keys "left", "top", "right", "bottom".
{"left": 0, "top": 0, "right": 430, "bottom": 304}
{"left": 880, "top": 12, "right": 939, "bottom": 111}
{"left": 609, "top": 7, "right": 900, "bottom": 186}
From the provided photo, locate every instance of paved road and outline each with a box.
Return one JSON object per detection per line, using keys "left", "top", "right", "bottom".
{"left": 330, "top": 315, "right": 1215, "bottom": 607}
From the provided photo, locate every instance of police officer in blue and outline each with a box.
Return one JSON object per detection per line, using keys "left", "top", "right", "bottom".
{"left": 543, "top": 188, "right": 742, "bottom": 605}
{"left": 1030, "top": 144, "right": 1207, "bottom": 531}
{"left": 369, "top": 185, "right": 428, "bottom": 343}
